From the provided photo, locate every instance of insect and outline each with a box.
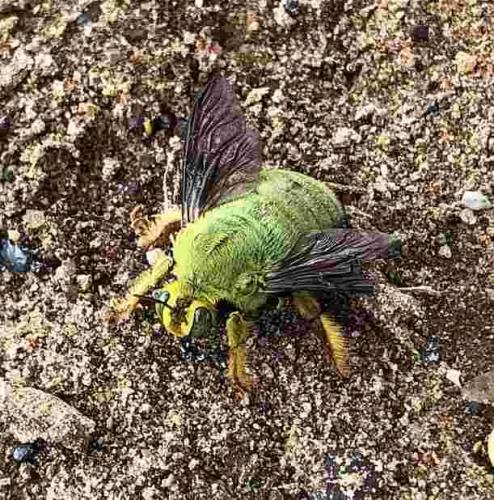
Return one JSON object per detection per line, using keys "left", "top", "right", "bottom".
{"left": 111, "top": 76, "right": 400, "bottom": 391}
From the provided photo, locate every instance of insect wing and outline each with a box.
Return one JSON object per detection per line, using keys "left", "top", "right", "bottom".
{"left": 266, "top": 230, "right": 400, "bottom": 296}
{"left": 182, "top": 77, "right": 261, "bottom": 224}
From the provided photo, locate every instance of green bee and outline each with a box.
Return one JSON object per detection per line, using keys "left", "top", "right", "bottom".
{"left": 111, "top": 76, "right": 400, "bottom": 390}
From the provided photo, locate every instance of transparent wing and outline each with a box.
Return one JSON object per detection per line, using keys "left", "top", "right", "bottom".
{"left": 181, "top": 77, "right": 262, "bottom": 224}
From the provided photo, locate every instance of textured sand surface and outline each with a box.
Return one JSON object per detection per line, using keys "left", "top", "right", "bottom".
{"left": 1, "top": 1, "right": 494, "bottom": 498}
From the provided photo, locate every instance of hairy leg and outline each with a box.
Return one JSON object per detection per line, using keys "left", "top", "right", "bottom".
{"left": 108, "top": 252, "right": 173, "bottom": 322}
{"left": 130, "top": 207, "right": 181, "bottom": 249}
{"left": 293, "top": 291, "right": 349, "bottom": 376}
{"left": 226, "top": 311, "right": 253, "bottom": 392}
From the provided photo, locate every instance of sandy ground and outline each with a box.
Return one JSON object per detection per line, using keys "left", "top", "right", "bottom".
{"left": 1, "top": 0, "right": 494, "bottom": 498}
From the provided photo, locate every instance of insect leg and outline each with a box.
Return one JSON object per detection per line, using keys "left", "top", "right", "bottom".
{"left": 130, "top": 207, "right": 181, "bottom": 249}
{"left": 226, "top": 312, "right": 253, "bottom": 392}
{"left": 108, "top": 252, "right": 173, "bottom": 322}
{"left": 292, "top": 291, "right": 349, "bottom": 376}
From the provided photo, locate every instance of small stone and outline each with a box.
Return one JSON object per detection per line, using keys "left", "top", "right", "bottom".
{"left": 461, "top": 191, "right": 492, "bottom": 211}
{"left": 438, "top": 245, "right": 452, "bottom": 259}
{"left": 422, "top": 102, "right": 440, "bottom": 118}
{"left": 282, "top": 0, "right": 299, "bottom": 16}
{"left": 163, "top": 474, "right": 175, "bottom": 488}
{"left": 7, "top": 229, "right": 20, "bottom": 243}
{"left": 0, "top": 238, "right": 29, "bottom": 272}
{"left": 462, "top": 370, "right": 494, "bottom": 403}
{"left": 23, "top": 210, "right": 46, "bottom": 230}
{"left": 332, "top": 127, "right": 361, "bottom": 148}
{"left": 446, "top": 369, "right": 462, "bottom": 388}
{"left": 0, "top": 115, "right": 12, "bottom": 136}
{"left": 102, "top": 157, "right": 120, "bottom": 181}
{"left": 76, "top": 274, "right": 92, "bottom": 293}
{"left": 459, "top": 208, "right": 477, "bottom": 225}
{"left": 1, "top": 379, "right": 95, "bottom": 450}
{"left": 464, "top": 401, "right": 481, "bottom": 416}
{"left": 0, "top": 47, "right": 33, "bottom": 94}
{"left": 488, "top": 429, "right": 494, "bottom": 467}
{"left": 273, "top": 3, "right": 296, "bottom": 27}
{"left": 410, "top": 25, "right": 429, "bottom": 43}
{"left": 75, "top": 12, "right": 92, "bottom": 26}
{"left": 422, "top": 335, "right": 440, "bottom": 364}
{"left": 245, "top": 87, "right": 270, "bottom": 106}
{"left": 355, "top": 104, "right": 378, "bottom": 122}
{"left": 106, "top": 48, "right": 124, "bottom": 65}
{"left": 455, "top": 51, "right": 477, "bottom": 75}
{"left": 12, "top": 441, "right": 42, "bottom": 465}
{"left": 34, "top": 53, "right": 55, "bottom": 76}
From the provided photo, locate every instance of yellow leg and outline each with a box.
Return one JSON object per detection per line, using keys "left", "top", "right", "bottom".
{"left": 293, "top": 292, "right": 349, "bottom": 376}
{"left": 130, "top": 207, "right": 181, "bottom": 249}
{"left": 108, "top": 252, "right": 173, "bottom": 322}
{"left": 226, "top": 312, "right": 253, "bottom": 392}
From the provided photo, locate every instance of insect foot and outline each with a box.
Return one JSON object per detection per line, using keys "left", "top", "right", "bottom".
{"left": 107, "top": 252, "right": 174, "bottom": 324}
{"left": 293, "top": 292, "right": 349, "bottom": 376}
{"left": 226, "top": 312, "right": 255, "bottom": 395}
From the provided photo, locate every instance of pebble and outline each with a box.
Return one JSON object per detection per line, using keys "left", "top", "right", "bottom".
{"left": 0, "top": 0, "right": 27, "bottom": 13}
{"left": 455, "top": 51, "right": 477, "bottom": 75}
{"left": 461, "top": 191, "right": 492, "bottom": 211}
{"left": 445, "top": 369, "right": 462, "bottom": 388}
{"left": 461, "top": 370, "right": 494, "bottom": 403}
{"left": 0, "top": 238, "right": 29, "bottom": 272}
{"left": 75, "top": 13, "right": 92, "bottom": 27}
{"left": 332, "top": 127, "right": 361, "bottom": 148}
{"left": 76, "top": 274, "right": 92, "bottom": 293}
{"left": 459, "top": 208, "right": 477, "bottom": 225}
{"left": 0, "top": 115, "right": 11, "bottom": 136}
{"left": 410, "top": 25, "right": 429, "bottom": 43}
{"left": 464, "top": 401, "right": 481, "bottom": 416}
{"left": 422, "top": 336, "right": 440, "bottom": 364}
{"left": 0, "top": 48, "right": 33, "bottom": 94}
{"left": 273, "top": 3, "right": 296, "bottom": 27}
{"left": 245, "top": 87, "right": 270, "bottom": 106}
{"left": 12, "top": 441, "right": 43, "bottom": 465}
{"left": 102, "top": 157, "right": 120, "bottom": 181}
{"left": 488, "top": 429, "right": 494, "bottom": 467}
{"left": 438, "top": 245, "right": 452, "bottom": 259}
{"left": 282, "top": 0, "right": 300, "bottom": 16}
{"left": 22, "top": 210, "right": 46, "bottom": 230}
{"left": 1, "top": 379, "right": 95, "bottom": 450}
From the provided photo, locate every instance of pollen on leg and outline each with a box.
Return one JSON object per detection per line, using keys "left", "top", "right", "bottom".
{"left": 130, "top": 206, "right": 150, "bottom": 236}
{"left": 320, "top": 312, "right": 349, "bottom": 377}
{"left": 226, "top": 312, "right": 254, "bottom": 392}
{"left": 107, "top": 253, "right": 173, "bottom": 323}
{"left": 137, "top": 210, "right": 182, "bottom": 249}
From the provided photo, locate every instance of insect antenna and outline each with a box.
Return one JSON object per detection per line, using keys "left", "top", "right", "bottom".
{"left": 132, "top": 294, "right": 175, "bottom": 311}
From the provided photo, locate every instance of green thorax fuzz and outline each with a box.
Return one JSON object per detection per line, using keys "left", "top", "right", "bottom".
{"left": 171, "top": 168, "right": 345, "bottom": 313}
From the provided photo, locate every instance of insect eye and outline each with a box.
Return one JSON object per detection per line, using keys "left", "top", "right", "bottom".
{"left": 189, "top": 307, "right": 214, "bottom": 338}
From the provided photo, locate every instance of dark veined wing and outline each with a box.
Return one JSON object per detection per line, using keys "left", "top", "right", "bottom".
{"left": 265, "top": 230, "right": 401, "bottom": 296}
{"left": 181, "top": 76, "right": 262, "bottom": 225}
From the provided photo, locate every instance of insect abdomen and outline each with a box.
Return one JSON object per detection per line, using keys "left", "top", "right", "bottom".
{"left": 257, "top": 168, "right": 346, "bottom": 236}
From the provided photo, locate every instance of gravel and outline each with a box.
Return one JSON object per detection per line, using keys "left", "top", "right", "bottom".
{"left": 1, "top": 0, "right": 494, "bottom": 498}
